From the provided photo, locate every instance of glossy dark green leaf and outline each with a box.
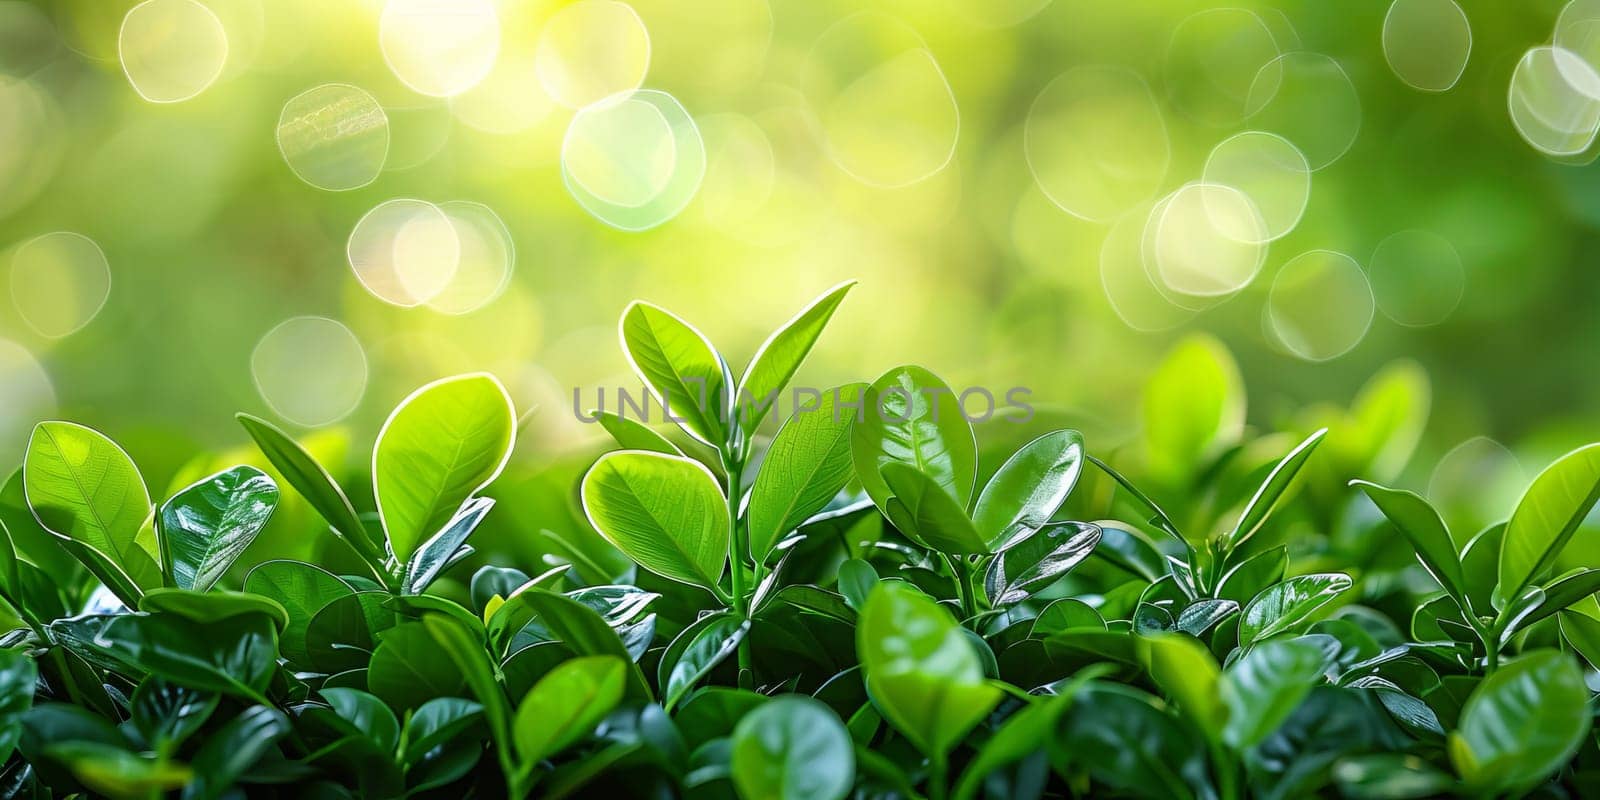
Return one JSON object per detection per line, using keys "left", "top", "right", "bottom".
{"left": 594, "top": 411, "right": 683, "bottom": 456}
{"left": 1239, "top": 573, "right": 1353, "bottom": 646}
{"left": 661, "top": 612, "right": 749, "bottom": 710}
{"left": 984, "top": 521, "right": 1100, "bottom": 605}
{"left": 130, "top": 678, "right": 216, "bottom": 751}
{"left": 1215, "top": 545, "right": 1287, "bottom": 605}
{"left": 132, "top": 609, "right": 280, "bottom": 699}
{"left": 730, "top": 695, "right": 854, "bottom": 800}
{"left": 423, "top": 614, "right": 512, "bottom": 763}
{"left": 1332, "top": 753, "right": 1454, "bottom": 800}
{"left": 1029, "top": 598, "right": 1104, "bottom": 637}
{"left": 1449, "top": 649, "right": 1590, "bottom": 796}
{"left": 1498, "top": 443, "right": 1600, "bottom": 605}
{"left": 581, "top": 450, "right": 727, "bottom": 591}
{"left": 403, "top": 496, "right": 493, "bottom": 594}
{"left": 0, "top": 468, "right": 79, "bottom": 580}
{"left": 24, "top": 421, "right": 160, "bottom": 597}
{"left": 513, "top": 655, "right": 626, "bottom": 766}
{"left": 505, "top": 587, "right": 650, "bottom": 699}
{"left": 158, "top": 465, "right": 278, "bottom": 592}
{"left": 1221, "top": 638, "right": 1327, "bottom": 748}
{"left": 306, "top": 591, "right": 396, "bottom": 673}
{"left": 1174, "top": 598, "right": 1238, "bottom": 636}
{"left": 181, "top": 705, "right": 290, "bottom": 800}
{"left": 1056, "top": 683, "right": 1209, "bottom": 800}
{"left": 402, "top": 697, "right": 483, "bottom": 766}
{"left": 748, "top": 384, "right": 864, "bottom": 562}
{"left": 852, "top": 366, "right": 977, "bottom": 512}
{"left": 857, "top": 581, "right": 1000, "bottom": 756}
{"left": 1459, "top": 523, "right": 1503, "bottom": 615}
{"left": 373, "top": 373, "right": 516, "bottom": 563}
{"left": 0, "top": 648, "right": 36, "bottom": 763}
{"left": 237, "top": 412, "right": 377, "bottom": 560}
{"left": 1351, "top": 480, "right": 1464, "bottom": 603}
{"left": 243, "top": 559, "right": 354, "bottom": 665}
{"left": 1226, "top": 428, "right": 1325, "bottom": 549}
{"left": 1093, "top": 521, "right": 1168, "bottom": 582}
{"left": 620, "top": 301, "right": 731, "bottom": 446}
{"left": 322, "top": 687, "right": 400, "bottom": 753}
{"left": 368, "top": 621, "right": 468, "bottom": 712}
{"left": 878, "top": 463, "right": 988, "bottom": 554}
{"left": 1507, "top": 568, "right": 1600, "bottom": 636}
{"left": 736, "top": 281, "right": 854, "bottom": 435}
{"left": 837, "top": 558, "right": 876, "bottom": 611}
{"left": 972, "top": 430, "right": 1084, "bottom": 551}
{"left": 139, "top": 587, "right": 288, "bottom": 630}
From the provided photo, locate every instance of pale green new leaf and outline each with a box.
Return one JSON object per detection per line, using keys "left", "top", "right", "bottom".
{"left": 736, "top": 281, "right": 854, "bottom": 435}
{"left": 620, "top": 302, "right": 730, "bottom": 446}
{"left": 748, "top": 384, "right": 864, "bottom": 561}
{"left": 24, "top": 421, "right": 161, "bottom": 593}
{"left": 581, "top": 451, "right": 727, "bottom": 591}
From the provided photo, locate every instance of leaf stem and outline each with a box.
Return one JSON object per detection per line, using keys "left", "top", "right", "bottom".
{"left": 723, "top": 449, "right": 754, "bottom": 679}
{"left": 944, "top": 554, "right": 978, "bottom": 622}
{"left": 927, "top": 753, "right": 949, "bottom": 800}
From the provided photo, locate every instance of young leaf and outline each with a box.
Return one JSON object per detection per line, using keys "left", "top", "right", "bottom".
{"left": 983, "top": 521, "right": 1101, "bottom": 605}
{"left": 857, "top": 582, "right": 1001, "bottom": 757}
{"left": 236, "top": 413, "right": 377, "bottom": 560}
{"left": 878, "top": 464, "right": 989, "bottom": 554}
{"left": 581, "top": 451, "right": 728, "bottom": 592}
{"left": 1497, "top": 443, "right": 1600, "bottom": 605}
{"left": 851, "top": 366, "right": 977, "bottom": 511}
{"left": 157, "top": 465, "right": 279, "bottom": 592}
{"left": 423, "top": 614, "right": 513, "bottom": 755}
{"left": 24, "top": 421, "right": 161, "bottom": 594}
{"left": 1142, "top": 334, "right": 1244, "bottom": 486}
{"left": 730, "top": 695, "right": 855, "bottom": 800}
{"left": 404, "top": 496, "right": 494, "bottom": 594}
{"left": 1449, "top": 650, "right": 1590, "bottom": 797}
{"left": 513, "top": 656, "right": 626, "bottom": 767}
{"left": 1220, "top": 638, "right": 1327, "bottom": 748}
{"left": 748, "top": 384, "right": 864, "bottom": 562}
{"left": 1239, "top": 573, "right": 1353, "bottom": 646}
{"left": 971, "top": 429, "right": 1084, "bottom": 551}
{"left": 1351, "top": 480, "right": 1465, "bottom": 602}
{"left": 737, "top": 281, "right": 855, "bottom": 434}
{"left": 620, "top": 301, "right": 731, "bottom": 447}
{"left": 368, "top": 621, "right": 468, "bottom": 712}
{"left": 373, "top": 373, "right": 516, "bottom": 564}
{"left": 594, "top": 411, "right": 683, "bottom": 456}
{"left": 1225, "top": 428, "right": 1326, "bottom": 550}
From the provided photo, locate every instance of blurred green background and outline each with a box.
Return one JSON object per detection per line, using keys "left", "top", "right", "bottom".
{"left": 0, "top": 0, "right": 1596, "bottom": 521}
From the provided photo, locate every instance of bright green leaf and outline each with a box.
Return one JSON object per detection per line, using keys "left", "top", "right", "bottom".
{"left": 581, "top": 450, "right": 727, "bottom": 591}
{"left": 748, "top": 384, "right": 864, "bottom": 562}
{"left": 730, "top": 695, "right": 854, "bottom": 800}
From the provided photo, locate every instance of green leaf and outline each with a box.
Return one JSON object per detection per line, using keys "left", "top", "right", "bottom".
{"left": 620, "top": 301, "right": 731, "bottom": 446}
{"left": 402, "top": 697, "right": 484, "bottom": 766}
{"left": 837, "top": 558, "right": 877, "bottom": 611}
{"left": 129, "top": 610, "right": 280, "bottom": 699}
{"left": 878, "top": 463, "right": 988, "bottom": 554}
{"left": 0, "top": 468, "right": 79, "bottom": 580}
{"left": 158, "top": 465, "right": 279, "bottom": 592}
{"left": 1239, "top": 573, "right": 1353, "bottom": 646}
{"left": 44, "top": 742, "right": 192, "bottom": 799}
{"left": 737, "top": 281, "right": 854, "bottom": 435}
{"left": 368, "top": 621, "right": 468, "bottom": 712}
{"left": 1221, "top": 638, "right": 1327, "bottom": 748}
{"left": 513, "top": 655, "right": 626, "bottom": 766}
{"left": 243, "top": 559, "right": 355, "bottom": 665}
{"left": 374, "top": 373, "right": 516, "bottom": 563}
{"left": 236, "top": 412, "right": 377, "bottom": 560}
{"left": 139, "top": 587, "right": 289, "bottom": 631}
{"left": 131, "top": 678, "right": 216, "bottom": 752}
{"left": 1226, "top": 428, "right": 1326, "bottom": 549}
{"left": 730, "top": 695, "right": 855, "bottom": 800}
{"left": 1142, "top": 633, "right": 1226, "bottom": 735}
{"left": 1351, "top": 480, "right": 1464, "bottom": 607}
{"left": 1497, "top": 443, "right": 1600, "bottom": 605}
{"left": 403, "top": 496, "right": 494, "bottom": 594}
{"left": 1142, "top": 334, "right": 1244, "bottom": 486}
{"left": 972, "top": 430, "right": 1084, "bottom": 551}
{"left": 662, "top": 613, "right": 749, "bottom": 710}
{"left": 1215, "top": 545, "right": 1287, "bottom": 605}
{"left": 506, "top": 587, "right": 651, "bottom": 699}
{"left": 594, "top": 411, "right": 683, "bottom": 456}
{"left": 951, "top": 667, "right": 1105, "bottom": 800}
{"left": 748, "top": 384, "right": 865, "bottom": 562}
{"left": 423, "top": 614, "right": 511, "bottom": 753}
{"left": 1341, "top": 360, "right": 1430, "bottom": 480}
{"left": 1449, "top": 650, "right": 1590, "bottom": 797}
{"left": 852, "top": 366, "right": 977, "bottom": 511}
{"left": 581, "top": 450, "right": 727, "bottom": 591}
{"left": 1057, "top": 683, "right": 1207, "bottom": 800}
{"left": 181, "top": 705, "right": 290, "bottom": 800}
{"left": 1506, "top": 568, "right": 1600, "bottom": 636}
{"left": 0, "top": 648, "right": 37, "bottom": 763}
{"left": 24, "top": 421, "right": 160, "bottom": 595}
{"left": 322, "top": 687, "right": 401, "bottom": 753}
{"left": 983, "top": 521, "right": 1100, "bottom": 606}
{"left": 857, "top": 581, "right": 1001, "bottom": 757}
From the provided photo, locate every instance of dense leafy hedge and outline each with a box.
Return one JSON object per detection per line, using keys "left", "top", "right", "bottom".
{"left": 2, "top": 284, "right": 1599, "bottom": 799}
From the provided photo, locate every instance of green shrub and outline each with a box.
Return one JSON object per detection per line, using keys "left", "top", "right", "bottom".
{"left": 0, "top": 284, "right": 1597, "bottom": 799}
